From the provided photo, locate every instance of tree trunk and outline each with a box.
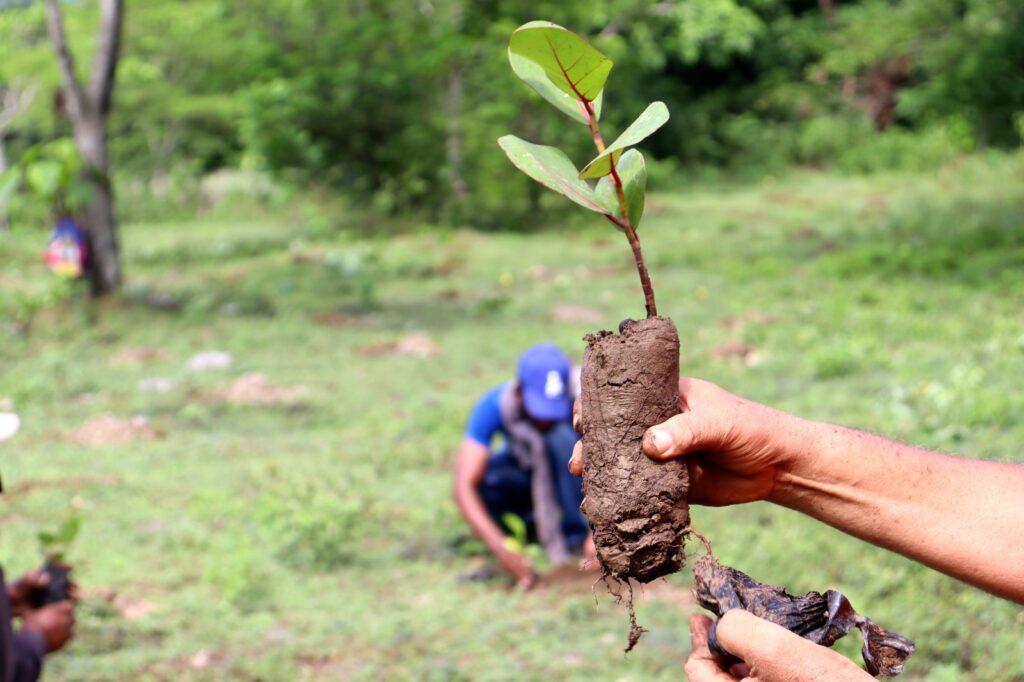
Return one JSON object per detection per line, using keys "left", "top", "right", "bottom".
{"left": 83, "top": 173, "right": 119, "bottom": 295}
{"left": 44, "top": 0, "right": 123, "bottom": 296}
{"left": 75, "top": 114, "right": 120, "bottom": 294}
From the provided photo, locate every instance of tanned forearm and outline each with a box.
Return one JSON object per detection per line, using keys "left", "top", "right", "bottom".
{"left": 771, "top": 418, "right": 1024, "bottom": 603}
{"left": 453, "top": 482, "right": 506, "bottom": 554}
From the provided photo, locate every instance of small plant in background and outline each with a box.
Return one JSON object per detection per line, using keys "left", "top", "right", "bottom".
{"left": 500, "top": 512, "right": 547, "bottom": 567}
{"left": 34, "top": 516, "right": 80, "bottom": 607}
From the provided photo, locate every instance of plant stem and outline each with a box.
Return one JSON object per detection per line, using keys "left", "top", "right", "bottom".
{"left": 583, "top": 100, "right": 658, "bottom": 318}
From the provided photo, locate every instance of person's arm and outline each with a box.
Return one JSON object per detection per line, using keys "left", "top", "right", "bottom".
{"left": 612, "top": 377, "right": 1024, "bottom": 603}
{"left": 10, "top": 629, "right": 46, "bottom": 682}
{"left": 452, "top": 437, "right": 537, "bottom": 588}
{"left": 772, "top": 418, "right": 1024, "bottom": 603}
{"left": 570, "top": 378, "right": 1024, "bottom": 601}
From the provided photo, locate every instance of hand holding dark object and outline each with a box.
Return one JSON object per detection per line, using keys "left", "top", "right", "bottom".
{"left": 31, "top": 563, "right": 72, "bottom": 609}
{"left": 694, "top": 555, "right": 915, "bottom": 676}
{"left": 687, "top": 611, "right": 873, "bottom": 682}
{"left": 570, "top": 377, "right": 791, "bottom": 506}
{"left": 572, "top": 377, "right": 1024, "bottom": 603}
{"left": 5, "top": 569, "right": 50, "bottom": 618}
{"left": 20, "top": 600, "right": 76, "bottom": 653}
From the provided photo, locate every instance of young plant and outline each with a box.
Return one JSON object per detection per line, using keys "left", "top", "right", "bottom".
{"left": 499, "top": 23, "right": 916, "bottom": 671}
{"left": 498, "top": 21, "right": 689, "bottom": 593}
{"left": 34, "top": 516, "right": 80, "bottom": 607}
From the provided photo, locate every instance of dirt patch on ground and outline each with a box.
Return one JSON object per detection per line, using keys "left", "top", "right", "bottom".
{"left": 356, "top": 332, "right": 439, "bottom": 358}
{"left": 69, "top": 415, "right": 159, "bottom": 446}
{"left": 220, "top": 373, "right": 308, "bottom": 406}
{"left": 89, "top": 587, "right": 158, "bottom": 622}
{"left": 110, "top": 347, "right": 171, "bottom": 365}
{"left": 709, "top": 340, "right": 763, "bottom": 366}
{"left": 717, "top": 309, "right": 782, "bottom": 330}
{"left": 313, "top": 312, "right": 359, "bottom": 327}
{"left": 551, "top": 304, "right": 604, "bottom": 324}
{"left": 3, "top": 473, "right": 123, "bottom": 500}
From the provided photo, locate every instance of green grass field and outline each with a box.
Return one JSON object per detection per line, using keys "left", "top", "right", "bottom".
{"left": 2, "top": 154, "right": 1024, "bottom": 681}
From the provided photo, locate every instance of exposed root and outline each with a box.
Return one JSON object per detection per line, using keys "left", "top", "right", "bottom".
{"left": 682, "top": 526, "right": 715, "bottom": 558}
{"left": 624, "top": 581, "right": 647, "bottom": 653}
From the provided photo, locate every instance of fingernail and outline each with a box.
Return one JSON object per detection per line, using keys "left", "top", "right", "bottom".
{"left": 652, "top": 429, "right": 673, "bottom": 454}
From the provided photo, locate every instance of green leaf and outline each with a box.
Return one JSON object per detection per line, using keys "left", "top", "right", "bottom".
{"left": 508, "top": 21, "right": 612, "bottom": 119}
{"left": 497, "top": 135, "right": 615, "bottom": 214}
{"left": 57, "top": 517, "right": 81, "bottom": 545}
{"left": 579, "top": 102, "right": 669, "bottom": 179}
{"left": 595, "top": 149, "right": 647, "bottom": 229}
{"left": 25, "top": 160, "right": 63, "bottom": 200}
{"left": 501, "top": 512, "right": 529, "bottom": 548}
{"left": 508, "top": 48, "right": 603, "bottom": 124}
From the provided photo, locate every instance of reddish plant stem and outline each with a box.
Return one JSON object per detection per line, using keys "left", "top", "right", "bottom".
{"left": 583, "top": 100, "right": 658, "bottom": 318}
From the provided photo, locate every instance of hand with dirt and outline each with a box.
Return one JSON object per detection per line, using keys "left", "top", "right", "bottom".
{"left": 571, "top": 377, "right": 1024, "bottom": 603}
{"left": 687, "top": 610, "right": 872, "bottom": 682}
{"left": 6, "top": 565, "right": 79, "bottom": 617}
{"left": 570, "top": 377, "right": 793, "bottom": 506}
{"left": 21, "top": 600, "right": 76, "bottom": 653}
{"left": 6, "top": 568, "right": 51, "bottom": 618}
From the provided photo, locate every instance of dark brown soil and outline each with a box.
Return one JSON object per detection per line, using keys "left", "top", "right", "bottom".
{"left": 579, "top": 316, "right": 689, "bottom": 583}
{"left": 694, "top": 554, "right": 916, "bottom": 677}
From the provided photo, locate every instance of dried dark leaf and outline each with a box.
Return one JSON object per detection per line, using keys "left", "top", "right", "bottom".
{"left": 694, "top": 555, "right": 915, "bottom": 677}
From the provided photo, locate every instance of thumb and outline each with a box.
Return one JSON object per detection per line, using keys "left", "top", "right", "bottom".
{"left": 715, "top": 610, "right": 871, "bottom": 682}
{"left": 642, "top": 411, "right": 706, "bottom": 460}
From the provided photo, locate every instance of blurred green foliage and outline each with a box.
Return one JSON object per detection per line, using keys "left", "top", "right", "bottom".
{"left": 1, "top": 0, "right": 1021, "bottom": 228}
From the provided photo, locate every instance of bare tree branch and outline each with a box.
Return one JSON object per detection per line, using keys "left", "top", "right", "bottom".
{"left": 43, "top": 0, "right": 88, "bottom": 120}
{"left": 89, "top": 0, "right": 124, "bottom": 116}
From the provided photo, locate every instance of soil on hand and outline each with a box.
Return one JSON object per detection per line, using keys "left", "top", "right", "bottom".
{"left": 579, "top": 316, "right": 689, "bottom": 583}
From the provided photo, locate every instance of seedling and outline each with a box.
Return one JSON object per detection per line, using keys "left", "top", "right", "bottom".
{"left": 499, "top": 22, "right": 689, "bottom": 647}
{"left": 34, "top": 516, "right": 80, "bottom": 607}
{"left": 499, "top": 22, "right": 915, "bottom": 672}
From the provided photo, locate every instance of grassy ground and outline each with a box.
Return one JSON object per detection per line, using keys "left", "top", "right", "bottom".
{"left": 1, "top": 153, "right": 1024, "bottom": 681}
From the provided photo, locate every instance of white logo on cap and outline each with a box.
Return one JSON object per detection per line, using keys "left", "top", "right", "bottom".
{"left": 544, "top": 370, "right": 565, "bottom": 398}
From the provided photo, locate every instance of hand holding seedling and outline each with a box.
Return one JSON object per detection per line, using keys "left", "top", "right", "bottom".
{"left": 570, "top": 377, "right": 788, "bottom": 506}
{"left": 21, "top": 599, "right": 76, "bottom": 653}
{"left": 501, "top": 20, "right": 924, "bottom": 672}
{"left": 500, "top": 26, "right": 690, "bottom": 626}
{"left": 574, "top": 375, "right": 1024, "bottom": 674}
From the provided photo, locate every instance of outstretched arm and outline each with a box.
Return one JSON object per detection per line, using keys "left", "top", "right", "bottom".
{"left": 570, "top": 377, "right": 1024, "bottom": 602}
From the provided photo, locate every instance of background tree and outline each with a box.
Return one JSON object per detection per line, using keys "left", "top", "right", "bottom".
{"left": 44, "top": 0, "right": 123, "bottom": 296}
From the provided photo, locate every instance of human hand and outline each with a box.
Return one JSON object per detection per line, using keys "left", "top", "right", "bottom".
{"left": 21, "top": 600, "right": 76, "bottom": 653}
{"left": 495, "top": 546, "right": 538, "bottom": 590}
{"left": 570, "top": 378, "right": 811, "bottom": 506}
{"left": 687, "top": 610, "right": 871, "bottom": 682}
{"left": 6, "top": 568, "right": 50, "bottom": 617}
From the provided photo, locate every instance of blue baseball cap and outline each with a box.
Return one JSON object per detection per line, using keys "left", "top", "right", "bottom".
{"left": 517, "top": 343, "right": 572, "bottom": 421}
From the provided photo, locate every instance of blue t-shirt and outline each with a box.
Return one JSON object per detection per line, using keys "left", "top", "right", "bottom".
{"left": 464, "top": 383, "right": 508, "bottom": 449}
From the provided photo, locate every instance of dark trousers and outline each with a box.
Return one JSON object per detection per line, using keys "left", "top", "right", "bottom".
{"left": 477, "top": 422, "right": 588, "bottom": 550}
